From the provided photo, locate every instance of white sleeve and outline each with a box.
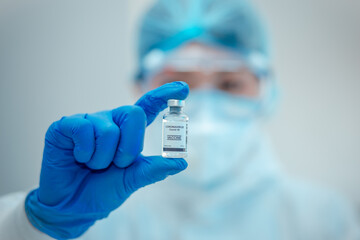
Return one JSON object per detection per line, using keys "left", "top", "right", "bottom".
{"left": 0, "top": 192, "right": 54, "bottom": 240}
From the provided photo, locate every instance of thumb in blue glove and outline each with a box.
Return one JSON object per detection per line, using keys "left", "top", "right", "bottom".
{"left": 25, "top": 81, "right": 189, "bottom": 239}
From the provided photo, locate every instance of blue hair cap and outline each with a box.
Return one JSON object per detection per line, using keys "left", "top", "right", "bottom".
{"left": 136, "top": 0, "right": 271, "bottom": 81}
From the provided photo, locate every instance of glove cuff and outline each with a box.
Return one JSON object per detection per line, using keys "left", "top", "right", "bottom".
{"left": 25, "top": 189, "right": 107, "bottom": 239}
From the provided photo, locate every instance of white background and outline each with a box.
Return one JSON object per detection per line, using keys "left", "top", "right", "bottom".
{"left": 0, "top": 0, "right": 359, "bottom": 212}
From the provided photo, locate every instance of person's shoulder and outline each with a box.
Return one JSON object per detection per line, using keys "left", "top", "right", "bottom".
{"left": 279, "top": 177, "right": 360, "bottom": 239}
{"left": 0, "top": 191, "right": 27, "bottom": 209}
{"left": 282, "top": 177, "right": 345, "bottom": 205}
{"left": 0, "top": 191, "right": 26, "bottom": 199}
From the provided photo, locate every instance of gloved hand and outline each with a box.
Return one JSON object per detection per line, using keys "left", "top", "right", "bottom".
{"left": 25, "top": 82, "right": 189, "bottom": 239}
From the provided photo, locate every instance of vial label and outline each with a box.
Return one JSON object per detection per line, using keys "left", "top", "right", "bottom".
{"left": 162, "top": 121, "right": 188, "bottom": 153}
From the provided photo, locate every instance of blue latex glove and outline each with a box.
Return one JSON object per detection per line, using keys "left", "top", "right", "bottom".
{"left": 25, "top": 82, "right": 189, "bottom": 239}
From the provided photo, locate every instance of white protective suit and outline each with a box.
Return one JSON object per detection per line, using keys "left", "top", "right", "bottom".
{"left": 1, "top": 132, "right": 359, "bottom": 240}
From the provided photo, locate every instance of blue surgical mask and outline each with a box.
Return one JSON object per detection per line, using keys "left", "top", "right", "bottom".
{"left": 169, "top": 90, "right": 263, "bottom": 188}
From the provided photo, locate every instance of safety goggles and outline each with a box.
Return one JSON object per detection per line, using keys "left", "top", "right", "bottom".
{"left": 140, "top": 44, "right": 278, "bottom": 116}
{"left": 142, "top": 46, "right": 265, "bottom": 96}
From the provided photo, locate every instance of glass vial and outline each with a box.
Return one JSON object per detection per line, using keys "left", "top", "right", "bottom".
{"left": 162, "top": 99, "right": 188, "bottom": 158}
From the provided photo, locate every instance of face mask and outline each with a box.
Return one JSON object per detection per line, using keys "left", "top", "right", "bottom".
{"left": 143, "top": 90, "right": 263, "bottom": 188}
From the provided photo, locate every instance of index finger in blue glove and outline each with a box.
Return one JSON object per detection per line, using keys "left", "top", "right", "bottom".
{"left": 135, "top": 81, "right": 189, "bottom": 126}
{"left": 112, "top": 105, "right": 146, "bottom": 168}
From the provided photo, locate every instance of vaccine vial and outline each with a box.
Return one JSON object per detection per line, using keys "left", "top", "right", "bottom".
{"left": 162, "top": 99, "right": 188, "bottom": 158}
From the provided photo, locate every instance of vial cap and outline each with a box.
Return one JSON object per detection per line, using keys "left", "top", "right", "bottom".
{"left": 168, "top": 99, "right": 185, "bottom": 107}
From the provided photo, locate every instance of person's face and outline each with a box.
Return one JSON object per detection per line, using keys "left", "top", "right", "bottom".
{"left": 144, "top": 42, "right": 260, "bottom": 98}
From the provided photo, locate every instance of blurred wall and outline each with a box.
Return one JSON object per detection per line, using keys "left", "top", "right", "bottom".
{"left": 0, "top": 0, "right": 134, "bottom": 194}
{"left": 1, "top": 0, "right": 359, "bottom": 211}
{"left": 253, "top": 0, "right": 360, "bottom": 208}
